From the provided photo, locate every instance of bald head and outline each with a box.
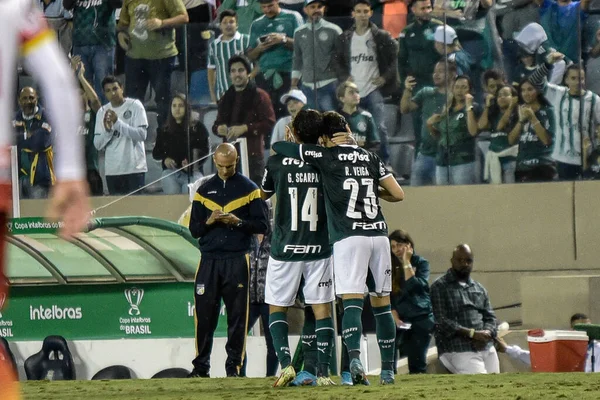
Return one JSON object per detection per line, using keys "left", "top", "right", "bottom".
{"left": 19, "top": 87, "right": 38, "bottom": 116}
{"left": 213, "top": 143, "right": 238, "bottom": 180}
{"left": 451, "top": 244, "right": 474, "bottom": 280}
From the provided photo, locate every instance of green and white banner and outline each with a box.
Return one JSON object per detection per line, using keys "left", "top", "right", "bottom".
{"left": 0, "top": 283, "right": 228, "bottom": 340}
{"left": 8, "top": 217, "right": 62, "bottom": 235}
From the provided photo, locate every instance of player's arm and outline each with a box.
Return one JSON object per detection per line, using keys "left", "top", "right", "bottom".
{"left": 272, "top": 142, "right": 328, "bottom": 170}
{"left": 260, "top": 163, "right": 275, "bottom": 200}
{"left": 379, "top": 175, "right": 404, "bottom": 202}
{"left": 272, "top": 141, "right": 301, "bottom": 159}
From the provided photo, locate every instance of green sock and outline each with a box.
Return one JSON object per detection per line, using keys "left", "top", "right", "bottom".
{"left": 302, "top": 307, "right": 317, "bottom": 375}
{"left": 269, "top": 312, "right": 291, "bottom": 368}
{"left": 342, "top": 298, "right": 364, "bottom": 361}
{"left": 316, "top": 317, "right": 334, "bottom": 377}
{"left": 373, "top": 305, "right": 396, "bottom": 372}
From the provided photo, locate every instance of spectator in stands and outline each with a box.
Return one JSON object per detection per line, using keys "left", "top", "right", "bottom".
{"left": 72, "top": 58, "right": 104, "bottom": 196}
{"left": 117, "top": 0, "right": 189, "bottom": 126}
{"left": 508, "top": 79, "right": 556, "bottom": 182}
{"left": 94, "top": 76, "right": 149, "bottom": 195}
{"left": 41, "top": 0, "right": 73, "bottom": 55}
{"left": 208, "top": 10, "right": 251, "bottom": 103}
{"left": 291, "top": 0, "right": 342, "bottom": 112}
{"left": 536, "top": 0, "right": 590, "bottom": 63}
{"left": 152, "top": 94, "right": 209, "bottom": 194}
{"left": 389, "top": 229, "right": 434, "bottom": 374}
{"left": 213, "top": 55, "right": 276, "bottom": 185}
{"left": 398, "top": 0, "right": 441, "bottom": 91}
{"left": 381, "top": 0, "right": 407, "bottom": 40}
{"left": 270, "top": 89, "right": 306, "bottom": 146}
{"left": 333, "top": 0, "right": 398, "bottom": 164}
{"left": 499, "top": 0, "right": 540, "bottom": 84}
{"left": 218, "top": 0, "right": 263, "bottom": 35}
{"left": 401, "top": 60, "right": 457, "bottom": 186}
{"left": 431, "top": 244, "right": 499, "bottom": 374}
{"left": 496, "top": 313, "right": 600, "bottom": 372}
{"left": 241, "top": 199, "right": 278, "bottom": 377}
{"left": 529, "top": 53, "right": 600, "bottom": 180}
{"left": 337, "top": 81, "right": 380, "bottom": 152}
{"left": 14, "top": 87, "right": 54, "bottom": 199}
{"left": 433, "top": 25, "right": 474, "bottom": 78}
{"left": 427, "top": 75, "right": 480, "bottom": 185}
{"left": 64, "top": 0, "right": 119, "bottom": 104}
{"left": 247, "top": 0, "right": 303, "bottom": 119}
{"left": 479, "top": 84, "right": 520, "bottom": 184}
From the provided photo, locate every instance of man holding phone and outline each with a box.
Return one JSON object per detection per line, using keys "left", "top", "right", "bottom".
{"left": 188, "top": 142, "right": 269, "bottom": 378}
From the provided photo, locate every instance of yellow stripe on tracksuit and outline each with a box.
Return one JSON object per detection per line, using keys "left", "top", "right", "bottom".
{"left": 21, "top": 29, "right": 55, "bottom": 56}
{"left": 193, "top": 189, "right": 262, "bottom": 214}
{"left": 23, "top": 146, "right": 56, "bottom": 185}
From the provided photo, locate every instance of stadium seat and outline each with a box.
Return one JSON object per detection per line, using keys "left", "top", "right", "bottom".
{"left": 389, "top": 112, "right": 415, "bottom": 144}
{"left": 24, "top": 335, "right": 75, "bottom": 380}
{"left": 144, "top": 152, "right": 164, "bottom": 194}
{"left": 151, "top": 367, "right": 190, "bottom": 379}
{"left": 170, "top": 70, "right": 187, "bottom": 97}
{"left": 383, "top": 104, "right": 399, "bottom": 139}
{"left": 92, "top": 365, "right": 135, "bottom": 380}
{"left": 145, "top": 111, "right": 159, "bottom": 152}
{"left": 0, "top": 337, "right": 17, "bottom": 373}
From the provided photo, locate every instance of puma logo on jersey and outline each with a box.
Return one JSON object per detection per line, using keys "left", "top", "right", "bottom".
{"left": 283, "top": 244, "right": 322, "bottom": 254}
{"left": 338, "top": 151, "right": 370, "bottom": 163}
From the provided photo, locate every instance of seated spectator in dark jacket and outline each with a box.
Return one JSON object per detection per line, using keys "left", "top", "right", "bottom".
{"left": 14, "top": 87, "right": 54, "bottom": 199}
{"left": 213, "top": 55, "right": 276, "bottom": 185}
{"left": 389, "top": 229, "right": 434, "bottom": 374}
{"left": 152, "top": 93, "right": 209, "bottom": 194}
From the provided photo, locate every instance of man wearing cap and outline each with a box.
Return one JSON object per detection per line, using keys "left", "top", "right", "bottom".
{"left": 213, "top": 55, "right": 276, "bottom": 185}
{"left": 333, "top": 0, "right": 398, "bottom": 165}
{"left": 270, "top": 89, "right": 307, "bottom": 147}
{"left": 430, "top": 244, "right": 499, "bottom": 374}
{"left": 433, "top": 25, "right": 474, "bottom": 78}
{"left": 291, "top": 0, "right": 342, "bottom": 112}
{"left": 247, "top": 0, "right": 304, "bottom": 119}
{"left": 336, "top": 80, "right": 380, "bottom": 152}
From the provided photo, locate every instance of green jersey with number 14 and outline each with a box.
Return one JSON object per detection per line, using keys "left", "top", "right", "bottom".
{"left": 261, "top": 154, "right": 331, "bottom": 262}
{"left": 298, "top": 144, "right": 392, "bottom": 244}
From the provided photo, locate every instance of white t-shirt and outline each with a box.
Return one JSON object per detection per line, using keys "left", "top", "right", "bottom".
{"left": 94, "top": 98, "right": 148, "bottom": 176}
{"left": 270, "top": 116, "right": 292, "bottom": 147}
{"left": 350, "top": 30, "right": 380, "bottom": 98}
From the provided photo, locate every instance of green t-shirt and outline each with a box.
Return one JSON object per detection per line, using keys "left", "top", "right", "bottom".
{"left": 80, "top": 109, "right": 99, "bottom": 171}
{"left": 488, "top": 107, "right": 518, "bottom": 161}
{"left": 71, "top": 0, "right": 117, "bottom": 47}
{"left": 293, "top": 144, "right": 391, "bottom": 244}
{"left": 248, "top": 9, "right": 303, "bottom": 72}
{"left": 412, "top": 87, "right": 447, "bottom": 157}
{"left": 516, "top": 105, "right": 556, "bottom": 171}
{"left": 341, "top": 109, "right": 380, "bottom": 152}
{"left": 435, "top": 104, "right": 481, "bottom": 167}
{"left": 119, "top": 0, "right": 187, "bottom": 59}
{"left": 261, "top": 154, "right": 331, "bottom": 262}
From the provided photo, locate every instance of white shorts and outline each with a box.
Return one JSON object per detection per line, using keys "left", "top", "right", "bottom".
{"left": 333, "top": 236, "right": 391, "bottom": 296}
{"left": 440, "top": 347, "right": 500, "bottom": 374}
{"left": 265, "top": 256, "right": 335, "bottom": 307}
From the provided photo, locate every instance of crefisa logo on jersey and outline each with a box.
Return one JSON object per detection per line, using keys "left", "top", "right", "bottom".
{"left": 305, "top": 150, "right": 323, "bottom": 158}
{"left": 338, "top": 151, "right": 370, "bottom": 163}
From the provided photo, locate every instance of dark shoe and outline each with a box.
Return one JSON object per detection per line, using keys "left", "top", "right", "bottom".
{"left": 226, "top": 372, "right": 239, "bottom": 377}
{"left": 187, "top": 369, "right": 210, "bottom": 378}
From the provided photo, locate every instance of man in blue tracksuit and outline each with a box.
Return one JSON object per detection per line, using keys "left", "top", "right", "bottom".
{"left": 188, "top": 142, "right": 268, "bottom": 378}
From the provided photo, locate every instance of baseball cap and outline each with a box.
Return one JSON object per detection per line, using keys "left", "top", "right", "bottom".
{"left": 280, "top": 89, "right": 307, "bottom": 105}
{"left": 434, "top": 25, "right": 457, "bottom": 45}
{"left": 305, "top": 0, "right": 326, "bottom": 5}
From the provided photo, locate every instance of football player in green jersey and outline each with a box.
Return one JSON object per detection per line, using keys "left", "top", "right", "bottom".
{"left": 272, "top": 111, "right": 404, "bottom": 385}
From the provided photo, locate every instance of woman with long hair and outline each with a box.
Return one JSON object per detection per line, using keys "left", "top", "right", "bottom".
{"left": 389, "top": 229, "right": 434, "bottom": 374}
{"left": 479, "top": 84, "right": 520, "bottom": 184}
{"left": 427, "top": 75, "right": 480, "bottom": 185}
{"left": 508, "top": 80, "right": 556, "bottom": 182}
{"left": 152, "top": 94, "right": 209, "bottom": 194}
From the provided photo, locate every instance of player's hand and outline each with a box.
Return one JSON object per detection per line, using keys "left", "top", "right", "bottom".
{"left": 206, "top": 209, "right": 225, "bottom": 225}
{"left": 472, "top": 330, "right": 492, "bottom": 342}
{"left": 331, "top": 124, "right": 356, "bottom": 146}
{"left": 146, "top": 18, "right": 163, "bottom": 31}
{"left": 217, "top": 124, "right": 228, "bottom": 137}
{"left": 284, "top": 125, "right": 298, "bottom": 143}
{"left": 164, "top": 157, "right": 177, "bottom": 169}
{"left": 404, "top": 76, "right": 417, "bottom": 92}
{"left": 46, "top": 180, "right": 91, "bottom": 240}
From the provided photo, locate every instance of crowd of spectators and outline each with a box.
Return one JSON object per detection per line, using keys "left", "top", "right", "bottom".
{"left": 17, "top": 0, "right": 600, "bottom": 198}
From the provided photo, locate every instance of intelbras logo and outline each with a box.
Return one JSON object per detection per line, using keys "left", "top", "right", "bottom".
{"left": 30, "top": 305, "right": 82, "bottom": 320}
